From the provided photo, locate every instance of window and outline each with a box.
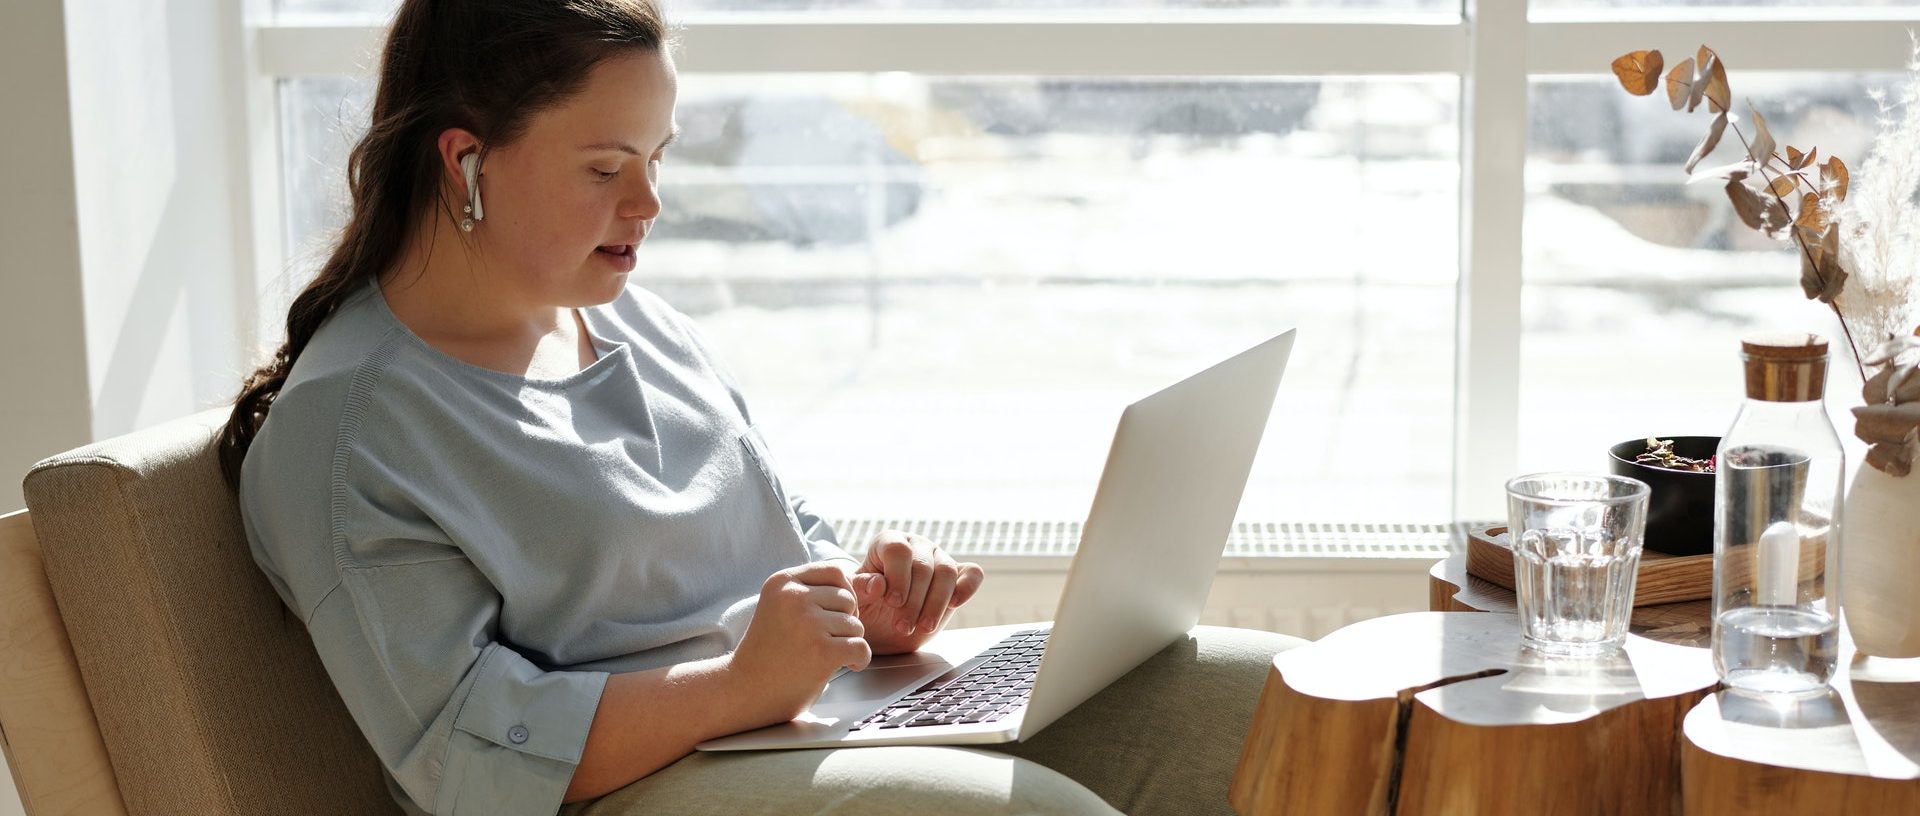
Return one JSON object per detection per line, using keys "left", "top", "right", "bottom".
{"left": 249, "top": 2, "right": 1919, "bottom": 526}
{"left": 1521, "top": 72, "right": 1901, "bottom": 478}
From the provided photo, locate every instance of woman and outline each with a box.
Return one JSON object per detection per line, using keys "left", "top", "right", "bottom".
{"left": 221, "top": 2, "right": 1299, "bottom": 814}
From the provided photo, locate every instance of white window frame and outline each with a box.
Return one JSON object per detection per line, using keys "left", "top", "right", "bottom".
{"left": 235, "top": 2, "right": 1920, "bottom": 523}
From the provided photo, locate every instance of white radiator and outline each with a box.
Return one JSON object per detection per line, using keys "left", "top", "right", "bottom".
{"left": 827, "top": 519, "right": 1475, "bottom": 641}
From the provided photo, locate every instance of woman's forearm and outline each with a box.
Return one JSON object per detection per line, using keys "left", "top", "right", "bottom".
{"left": 561, "top": 654, "right": 784, "bottom": 803}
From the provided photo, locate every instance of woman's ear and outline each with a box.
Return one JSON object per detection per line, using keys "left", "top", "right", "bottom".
{"left": 434, "top": 128, "right": 483, "bottom": 191}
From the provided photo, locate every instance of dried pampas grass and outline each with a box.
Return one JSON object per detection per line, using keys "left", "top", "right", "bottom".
{"left": 1837, "top": 35, "right": 1920, "bottom": 363}
{"left": 1837, "top": 37, "right": 1920, "bottom": 474}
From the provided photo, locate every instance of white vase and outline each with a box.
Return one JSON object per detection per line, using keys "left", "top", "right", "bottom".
{"left": 1841, "top": 461, "right": 1920, "bottom": 658}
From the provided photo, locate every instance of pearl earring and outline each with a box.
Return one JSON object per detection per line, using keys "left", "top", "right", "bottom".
{"left": 459, "top": 152, "right": 484, "bottom": 232}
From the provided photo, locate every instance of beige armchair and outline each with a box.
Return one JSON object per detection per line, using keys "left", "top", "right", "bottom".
{"left": 2, "top": 408, "right": 402, "bottom": 815}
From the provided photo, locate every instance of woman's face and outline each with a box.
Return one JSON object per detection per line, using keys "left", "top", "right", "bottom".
{"left": 472, "top": 49, "right": 679, "bottom": 308}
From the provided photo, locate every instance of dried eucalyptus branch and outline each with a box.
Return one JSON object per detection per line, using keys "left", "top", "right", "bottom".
{"left": 1612, "top": 44, "right": 1920, "bottom": 475}
{"left": 1720, "top": 111, "right": 1869, "bottom": 381}
{"left": 1612, "top": 45, "right": 1868, "bottom": 382}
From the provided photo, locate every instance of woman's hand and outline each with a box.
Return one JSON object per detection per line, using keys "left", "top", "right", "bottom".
{"left": 847, "top": 530, "right": 985, "bottom": 655}
{"left": 730, "top": 562, "right": 873, "bottom": 721}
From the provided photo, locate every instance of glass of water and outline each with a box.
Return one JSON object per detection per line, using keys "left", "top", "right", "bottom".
{"left": 1504, "top": 473, "right": 1650, "bottom": 656}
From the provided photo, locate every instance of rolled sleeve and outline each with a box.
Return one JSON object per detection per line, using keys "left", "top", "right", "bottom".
{"left": 438, "top": 643, "right": 608, "bottom": 814}
{"left": 305, "top": 559, "right": 608, "bottom": 816}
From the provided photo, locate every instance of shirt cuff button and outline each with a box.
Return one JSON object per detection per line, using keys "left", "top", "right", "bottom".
{"left": 508, "top": 724, "right": 530, "bottom": 745}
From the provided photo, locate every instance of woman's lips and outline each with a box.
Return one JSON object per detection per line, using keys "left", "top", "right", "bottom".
{"left": 593, "top": 243, "right": 637, "bottom": 271}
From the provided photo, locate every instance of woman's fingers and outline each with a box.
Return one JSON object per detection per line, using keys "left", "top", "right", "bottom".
{"left": 819, "top": 608, "right": 864, "bottom": 638}
{"left": 840, "top": 634, "right": 873, "bottom": 672}
{"left": 808, "top": 584, "right": 858, "bottom": 615}
{"left": 852, "top": 572, "right": 882, "bottom": 604}
{"left": 950, "top": 562, "right": 985, "bottom": 609}
{"left": 857, "top": 534, "right": 989, "bottom": 640}
{"left": 916, "top": 560, "right": 959, "bottom": 634}
{"left": 788, "top": 560, "right": 853, "bottom": 591}
{"left": 867, "top": 533, "right": 916, "bottom": 608}
{"left": 899, "top": 550, "right": 935, "bottom": 634}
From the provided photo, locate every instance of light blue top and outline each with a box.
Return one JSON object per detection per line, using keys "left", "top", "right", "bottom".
{"left": 238, "top": 277, "right": 854, "bottom": 815}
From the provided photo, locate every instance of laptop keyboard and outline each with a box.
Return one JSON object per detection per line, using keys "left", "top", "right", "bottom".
{"left": 851, "top": 628, "right": 1049, "bottom": 731}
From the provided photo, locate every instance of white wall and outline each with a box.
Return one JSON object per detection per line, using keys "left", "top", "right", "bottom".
{"left": 66, "top": 0, "right": 252, "bottom": 445}
{"left": 1, "top": 0, "right": 254, "bottom": 514}
{"left": 1, "top": 0, "right": 94, "bottom": 516}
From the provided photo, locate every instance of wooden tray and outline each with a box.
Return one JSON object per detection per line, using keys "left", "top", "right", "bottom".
{"left": 1466, "top": 525, "right": 1712, "bottom": 607}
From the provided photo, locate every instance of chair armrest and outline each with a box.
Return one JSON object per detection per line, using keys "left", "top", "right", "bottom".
{"left": 0, "top": 509, "right": 128, "bottom": 816}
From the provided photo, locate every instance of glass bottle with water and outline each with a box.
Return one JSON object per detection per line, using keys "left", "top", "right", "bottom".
{"left": 1712, "top": 333, "right": 1845, "bottom": 696}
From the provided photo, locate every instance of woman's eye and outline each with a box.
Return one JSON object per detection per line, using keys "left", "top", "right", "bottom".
{"left": 593, "top": 168, "right": 619, "bottom": 180}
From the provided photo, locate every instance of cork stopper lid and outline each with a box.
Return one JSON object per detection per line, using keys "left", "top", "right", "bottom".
{"left": 1741, "top": 332, "right": 1829, "bottom": 361}
{"left": 1741, "top": 332, "right": 1829, "bottom": 402}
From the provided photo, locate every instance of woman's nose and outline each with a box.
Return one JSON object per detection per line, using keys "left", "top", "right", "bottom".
{"left": 622, "top": 160, "right": 663, "bottom": 221}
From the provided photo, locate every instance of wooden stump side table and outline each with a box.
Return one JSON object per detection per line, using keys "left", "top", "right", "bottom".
{"left": 1230, "top": 611, "right": 1716, "bottom": 816}
{"left": 1681, "top": 652, "right": 1920, "bottom": 815}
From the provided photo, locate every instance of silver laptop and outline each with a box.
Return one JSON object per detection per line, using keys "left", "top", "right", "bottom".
{"left": 696, "top": 329, "right": 1296, "bottom": 751}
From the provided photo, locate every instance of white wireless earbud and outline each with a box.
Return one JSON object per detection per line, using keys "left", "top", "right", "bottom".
{"left": 459, "top": 152, "right": 484, "bottom": 231}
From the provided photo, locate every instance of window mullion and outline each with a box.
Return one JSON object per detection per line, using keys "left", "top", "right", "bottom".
{"left": 1454, "top": 0, "right": 1528, "bottom": 523}
{"left": 233, "top": 0, "right": 288, "bottom": 360}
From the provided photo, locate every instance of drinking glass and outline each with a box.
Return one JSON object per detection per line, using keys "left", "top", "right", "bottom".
{"left": 1504, "top": 473, "right": 1651, "bottom": 656}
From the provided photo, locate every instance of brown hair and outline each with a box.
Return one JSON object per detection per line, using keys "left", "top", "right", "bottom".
{"left": 217, "top": 0, "right": 670, "bottom": 491}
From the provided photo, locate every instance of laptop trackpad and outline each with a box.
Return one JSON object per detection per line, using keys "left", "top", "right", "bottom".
{"left": 815, "top": 664, "right": 950, "bottom": 708}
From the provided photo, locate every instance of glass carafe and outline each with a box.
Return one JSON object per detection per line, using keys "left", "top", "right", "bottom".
{"left": 1711, "top": 333, "right": 1845, "bottom": 697}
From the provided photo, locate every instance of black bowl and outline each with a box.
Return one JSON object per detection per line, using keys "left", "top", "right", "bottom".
{"left": 1608, "top": 436, "right": 1717, "bottom": 556}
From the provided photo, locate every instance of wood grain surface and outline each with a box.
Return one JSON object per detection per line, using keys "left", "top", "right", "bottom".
{"left": 1682, "top": 648, "right": 1920, "bottom": 814}
{"left": 1235, "top": 557, "right": 1920, "bottom": 814}
{"left": 1230, "top": 612, "right": 1716, "bottom": 815}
